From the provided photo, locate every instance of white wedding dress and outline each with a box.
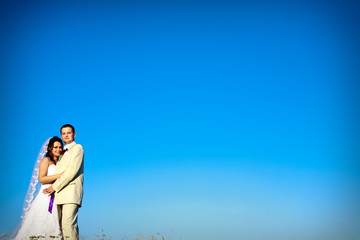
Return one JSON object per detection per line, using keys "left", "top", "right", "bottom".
{"left": 12, "top": 164, "right": 62, "bottom": 240}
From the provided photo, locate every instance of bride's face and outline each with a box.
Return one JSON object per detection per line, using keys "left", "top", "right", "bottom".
{"left": 51, "top": 141, "right": 63, "bottom": 158}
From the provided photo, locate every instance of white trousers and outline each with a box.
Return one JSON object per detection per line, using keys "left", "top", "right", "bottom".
{"left": 57, "top": 204, "right": 79, "bottom": 240}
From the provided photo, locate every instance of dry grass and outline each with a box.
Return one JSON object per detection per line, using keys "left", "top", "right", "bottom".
{"left": 92, "top": 227, "right": 181, "bottom": 240}
{"left": 0, "top": 227, "right": 181, "bottom": 240}
{"left": 93, "top": 227, "right": 112, "bottom": 240}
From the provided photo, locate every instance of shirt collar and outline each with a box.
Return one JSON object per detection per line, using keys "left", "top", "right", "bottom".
{"left": 64, "top": 141, "right": 76, "bottom": 150}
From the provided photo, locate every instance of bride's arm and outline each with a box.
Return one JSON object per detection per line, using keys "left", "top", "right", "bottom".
{"left": 39, "top": 157, "right": 63, "bottom": 184}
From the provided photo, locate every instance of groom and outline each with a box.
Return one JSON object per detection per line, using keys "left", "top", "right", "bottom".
{"left": 44, "top": 124, "right": 84, "bottom": 240}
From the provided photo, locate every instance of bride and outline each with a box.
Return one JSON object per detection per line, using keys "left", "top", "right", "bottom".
{"left": 1, "top": 137, "right": 64, "bottom": 239}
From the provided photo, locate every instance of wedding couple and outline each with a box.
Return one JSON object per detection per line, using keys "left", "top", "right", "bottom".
{"left": 3, "top": 124, "right": 84, "bottom": 240}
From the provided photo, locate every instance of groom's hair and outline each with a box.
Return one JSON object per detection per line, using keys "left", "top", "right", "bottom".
{"left": 60, "top": 124, "right": 75, "bottom": 133}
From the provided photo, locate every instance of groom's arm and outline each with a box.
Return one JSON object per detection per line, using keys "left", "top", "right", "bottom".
{"left": 52, "top": 144, "right": 84, "bottom": 192}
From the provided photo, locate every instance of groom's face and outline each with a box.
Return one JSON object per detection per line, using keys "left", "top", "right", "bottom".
{"left": 61, "top": 127, "right": 76, "bottom": 145}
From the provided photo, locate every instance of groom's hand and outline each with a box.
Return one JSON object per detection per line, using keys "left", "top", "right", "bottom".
{"left": 43, "top": 185, "right": 55, "bottom": 196}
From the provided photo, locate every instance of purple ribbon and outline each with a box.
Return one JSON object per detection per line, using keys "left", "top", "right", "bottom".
{"left": 48, "top": 193, "right": 55, "bottom": 213}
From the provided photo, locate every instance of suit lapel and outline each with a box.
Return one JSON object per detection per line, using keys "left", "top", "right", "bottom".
{"left": 66, "top": 142, "right": 76, "bottom": 155}
{"left": 57, "top": 142, "right": 76, "bottom": 170}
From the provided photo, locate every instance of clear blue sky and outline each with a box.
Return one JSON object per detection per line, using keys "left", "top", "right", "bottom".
{"left": 0, "top": 0, "right": 359, "bottom": 239}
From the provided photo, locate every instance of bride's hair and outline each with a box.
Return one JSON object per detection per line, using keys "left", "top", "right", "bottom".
{"left": 45, "top": 136, "right": 63, "bottom": 161}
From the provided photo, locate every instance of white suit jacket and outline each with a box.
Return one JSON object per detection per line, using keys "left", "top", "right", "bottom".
{"left": 53, "top": 142, "right": 84, "bottom": 206}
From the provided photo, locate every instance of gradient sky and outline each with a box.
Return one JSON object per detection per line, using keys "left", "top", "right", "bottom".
{"left": 0, "top": 0, "right": 359, "bottom": 239}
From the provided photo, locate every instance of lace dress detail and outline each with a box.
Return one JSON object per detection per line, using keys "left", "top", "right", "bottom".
{"left": 13, "top": 164, "right": 61, "bottom": 240}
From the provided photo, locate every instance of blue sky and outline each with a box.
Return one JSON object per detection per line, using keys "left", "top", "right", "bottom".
{"left": 0, "top": 0, "right": 359, "bottom": 239}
